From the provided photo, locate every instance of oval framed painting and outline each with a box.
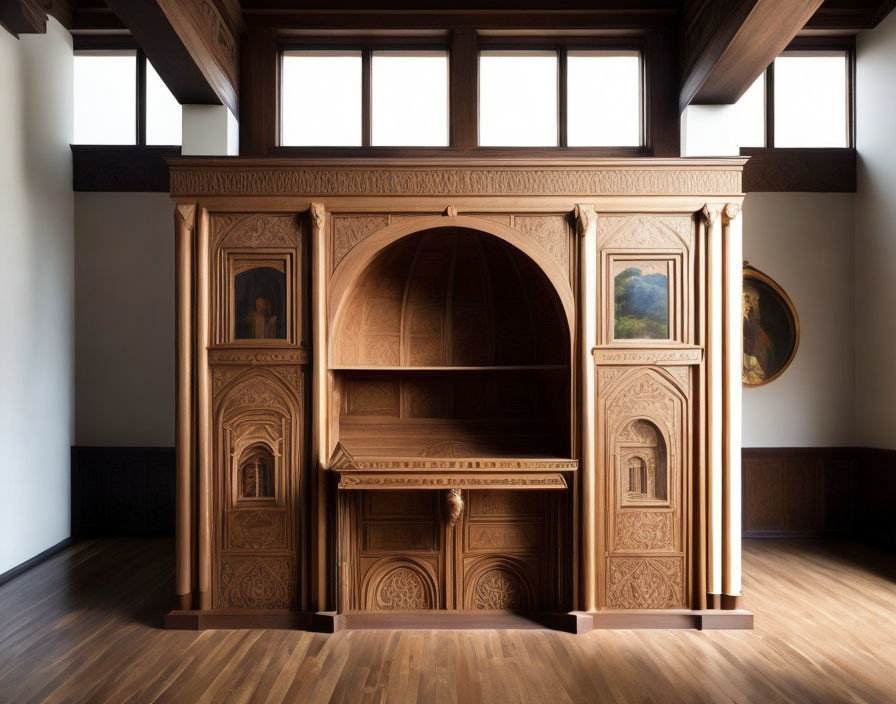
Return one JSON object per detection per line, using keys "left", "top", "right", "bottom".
{"left": 742, "top": 263, "right": 800, "bottom": 386}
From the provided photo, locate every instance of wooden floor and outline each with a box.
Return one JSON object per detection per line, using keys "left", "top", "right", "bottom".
{"left": 1, "top": 539, "right": 895, "bottom": 704}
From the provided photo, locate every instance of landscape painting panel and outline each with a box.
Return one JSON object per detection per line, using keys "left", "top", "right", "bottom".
{"left": 614, "top": 261, "right": 670, "bottom": 340}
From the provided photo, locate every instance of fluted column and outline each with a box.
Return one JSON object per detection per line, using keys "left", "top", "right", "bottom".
{"left": 702, "top": 203, "right": 724, "bottom": 606}
{"left": 722, "top": 202, "right": 743, "bottom": 606}
{"left": 174, "top": 203, "right": 195, "bottom": 611}
{"left": 575, "top": 203, "right": 598, "bottom": 612}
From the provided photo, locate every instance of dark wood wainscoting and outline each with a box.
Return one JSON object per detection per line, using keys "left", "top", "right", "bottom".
{"left": 743, "top": 447, "right": 896, "bottom": 543}
{"left": 71, "top": 446, "right": 175, "bottom": 538}
{"left": 68, "top": 446, "right": 894, "bottom": 544}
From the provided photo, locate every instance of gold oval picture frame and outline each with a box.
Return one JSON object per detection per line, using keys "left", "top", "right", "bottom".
{"left": 742, "top": 263, "right": 800, "bottom": 386}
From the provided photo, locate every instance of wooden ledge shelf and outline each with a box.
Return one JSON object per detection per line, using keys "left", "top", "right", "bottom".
{"left": 331, "top": 365, "right": 568, "bottom": 372}
{"left": 330, "top": 444, "right": 577, "bottom": 490}
{"left": 338, "top": 471, "right": 570, "bottom": 490}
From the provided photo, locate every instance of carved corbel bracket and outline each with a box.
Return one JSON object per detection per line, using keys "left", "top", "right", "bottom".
{"left": 446, "top": 488, "right": 464, "bottom": 527}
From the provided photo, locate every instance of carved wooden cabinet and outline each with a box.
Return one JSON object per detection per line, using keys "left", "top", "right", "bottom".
{"left": 168, "top": 159, "right": 746, "bottom": 631}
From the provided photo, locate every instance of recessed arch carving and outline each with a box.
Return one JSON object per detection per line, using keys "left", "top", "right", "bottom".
{"left": 361, "top": 559, "right": 438, "bottom": 611}
{"left": 463, "top": 556, "right": 536, "bottom": 611}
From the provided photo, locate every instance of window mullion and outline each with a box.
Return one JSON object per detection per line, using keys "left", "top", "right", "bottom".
{"left": 362, "top": 49, "right": 371, "bottom": 147}
{"left": 558, "top": 48, "right": 567, "bottom": 148}
{"left": 136, "top": 49, "right": 147, "bottom": 146}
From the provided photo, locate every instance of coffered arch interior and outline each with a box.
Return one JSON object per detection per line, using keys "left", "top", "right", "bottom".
{"left": 332, "top": 226, "right": 569, "bottom": 369}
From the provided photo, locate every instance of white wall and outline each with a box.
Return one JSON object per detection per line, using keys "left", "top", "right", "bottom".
{"left": 856, "top": 9, "right": 896, "bottom": 450}
{"left": 0, "top": 20, "right": 74, "bottom": 574}
{"left": 741, "top": 193, "right": 856, "bottom": 447}
{"left": 75, "top": 193, "right": 175, "bottom": 446}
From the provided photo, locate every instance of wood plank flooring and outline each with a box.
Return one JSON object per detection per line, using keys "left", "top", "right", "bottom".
{"left": 1, "top": 538, "right": 895, "bottom": 703}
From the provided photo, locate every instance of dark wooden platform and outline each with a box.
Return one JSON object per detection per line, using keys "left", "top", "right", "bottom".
{"left": 1, "top": 538, "right": 895, "bottom": 703}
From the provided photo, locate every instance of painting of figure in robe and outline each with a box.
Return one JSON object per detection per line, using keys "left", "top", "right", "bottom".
{"left": 235, "top": 265, "right": 287, "bottom": 340}
{"left": 742, "top": 265, "right": 799, "bottom": 386}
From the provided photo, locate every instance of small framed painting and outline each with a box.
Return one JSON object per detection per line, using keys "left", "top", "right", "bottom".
{"left": 743, "top": 263, "right": 799, "bottom": 386}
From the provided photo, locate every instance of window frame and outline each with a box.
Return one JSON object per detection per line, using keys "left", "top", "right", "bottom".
{"left": 763, "top": 37, "right": 855, "bottom": 149}
{"left": 476, "top": 40, "right": 645, "bottom": 148}
{"left": 72, "top": 35, "right": 181, "bottom": 148}
{"left": 274, "top": 31, "right": 654, "bottom": 157}
{"left": 279, "top": 36, "right": 450, "bottom": 149}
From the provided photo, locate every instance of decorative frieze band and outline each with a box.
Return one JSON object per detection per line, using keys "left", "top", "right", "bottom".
{"left": 338, "top": 473, "right": 569, "bottom": 490}
{"left": 170, "top": 163, "right": 743, "bottom": 198}
{"left": 593, "top": 346, "right": 703, "bottom": 366}
{"left": 209, "top": 348, "right": 310, "bottom": 365}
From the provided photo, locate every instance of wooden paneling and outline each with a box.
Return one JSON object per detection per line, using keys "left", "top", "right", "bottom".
{"left": 741, "top": 148, "right": 857, "bottom": 193}
{"left": 70, "top": 446, "right": 175, "bottom": 538}
{"left": 742, "top": 447, "right": 896, "bottom": 540}
{"left": 71, "top": 145, "right": 181, "bottom": 192}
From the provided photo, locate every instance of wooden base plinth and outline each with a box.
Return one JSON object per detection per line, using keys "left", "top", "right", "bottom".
{"left": 164, "top": 609, "right": 752, "bottom": 632}
{"left": 589, "top": 609, "right": 753, "bottom": 631}
{"left": 164, "top": 610, "right": 332, "bottom": 631}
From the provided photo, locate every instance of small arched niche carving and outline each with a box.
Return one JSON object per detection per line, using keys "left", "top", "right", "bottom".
{"left": 238, "top": 443, "right": 275, "bottom": 500}
{"left": 619, "top": 420, "right": 668, "bottom": 505}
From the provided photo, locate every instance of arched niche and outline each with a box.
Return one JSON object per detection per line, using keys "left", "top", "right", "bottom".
{"left": 330, "top": 226, "right": 569, "bottom": 368}
{"left": 329, "top": 227, "right": 572, "bottom": 458}
{"left": 328, "top": 216, "right": 574, "bottom": 364}
{"left": 618, "top": 419, "right": 668, "bottom": 505}
{"left": 238, "top": 443, "right": 276, "bottom": 499}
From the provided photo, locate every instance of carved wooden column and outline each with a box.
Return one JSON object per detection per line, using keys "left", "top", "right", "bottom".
{"left": 310, "top": 203, "right": 329, "bottom": 611}
{"left": 722, "top": 202, "right": 743, "bottom": 607}
{"left": 702, "top": 203, "right": 724, "bottom": 608}
{"left": 196, "top": 208, "right": 212, "bottom": 611}
{"left": 576, "top": 203, "right": 598, "bottom": 612}
{"left": 174, "top": 203, "right": 195, "bottom": 610}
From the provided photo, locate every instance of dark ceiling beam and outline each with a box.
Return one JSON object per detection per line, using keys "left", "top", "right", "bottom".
{"left": 241, "top": 9, "right": 677, "bottom": 31}
{"left": 680, "top": 0, "right": 823, "bottom": 111}
{"left": 102, "top": 0, "right": 241, "bottom": 116}
{"left": 805, "top": 0, "right": 896, "bottom": 30}
{"left": 0, "top": 0, "right": 48, "bottom": 36}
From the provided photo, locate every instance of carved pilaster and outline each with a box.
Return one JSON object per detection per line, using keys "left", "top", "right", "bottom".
{"left": 575, "top": 203, "right": 598, "bottom": 612}
{"left": 446, "top": 489, "right": 464, "bottom": 527}
{"left": 310, "top": 202, "right": 329, "bottom": 611}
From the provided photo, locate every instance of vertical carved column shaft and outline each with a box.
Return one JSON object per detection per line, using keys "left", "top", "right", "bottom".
{"left": 174, "top": 203, "right": 195, "bottom": 610}
{"left": 722, "top": 202, "right": 743, "bottom": 605}
{"left": 703, "top": 204, "right": 724, "bottom": 605}
{"left": 576, "top": 204, "right": 598, "bottom": 612}
{"left": 310, "top": 203, "right": 329, "bottom": 612}
{"left": 196, "top": 208, "right": 212, "bottom": 611}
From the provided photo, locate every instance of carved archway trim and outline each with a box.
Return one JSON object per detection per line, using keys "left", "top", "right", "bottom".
{"left": 328, "top": 215, "right": 576, "bottom": 341}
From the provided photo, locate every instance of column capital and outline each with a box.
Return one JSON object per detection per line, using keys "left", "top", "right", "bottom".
{"left": 701, "top": 203, "right": 724, "bottom": 227}
{"left": 575, "top": 204, "right": 597, "bottom": 238}
{"left": 310, "top": 202, "right": 327, "bottom": 232}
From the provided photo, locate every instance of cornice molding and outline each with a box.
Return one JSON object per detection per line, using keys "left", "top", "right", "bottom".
{"left": 168, "top": 159, "right": 747, "bottom": 198}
